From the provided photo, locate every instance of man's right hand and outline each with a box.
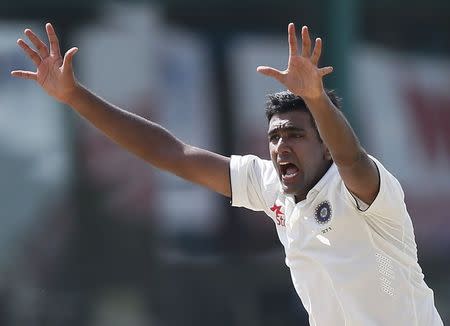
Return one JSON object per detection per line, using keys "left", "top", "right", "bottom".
{"left": 10, "top": 22, "right": 232, "bottom": 198}
{"left": 11, "top": 23, "right": 79, "bottom": 104}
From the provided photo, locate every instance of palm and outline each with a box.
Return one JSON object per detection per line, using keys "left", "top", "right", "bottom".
{"left": 11, "top": 23, "right": 78, "bottom": 103}
{"left": 257, "top": 24, "right": 333, "bottom": 100}
{"left": 36, "top": 56, "right": 62, "bottom": 88}
{"left": 285, "top": 56, "right": 323, "bottom": 96}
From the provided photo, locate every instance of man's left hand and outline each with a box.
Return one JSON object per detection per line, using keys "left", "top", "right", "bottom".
{"left": 257, "top": 23, "right": 333, "bottom": 101}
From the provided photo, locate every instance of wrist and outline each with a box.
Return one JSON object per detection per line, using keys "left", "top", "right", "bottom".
{"left": 62, "top": 82, "right": 83, "bottom": 107}
{"left": 303, "top": 89, "right": 328, "bottom": 105}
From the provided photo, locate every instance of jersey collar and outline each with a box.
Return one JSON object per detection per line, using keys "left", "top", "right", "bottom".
{"left": 282, "top": 163, "right": 337, "bottom": 204}
{"left": 310, "top": 162, "right": 337, "bottom": 194}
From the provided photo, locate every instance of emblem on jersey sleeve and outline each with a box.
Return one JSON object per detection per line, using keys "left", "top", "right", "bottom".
{"left": 314, "top": 201, "right": 332, "bottom": 224}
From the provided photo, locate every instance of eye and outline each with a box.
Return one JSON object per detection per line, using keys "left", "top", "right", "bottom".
{"left": 269, "top": 134, "right": 280, "bottom": 142}
{"left": 287, "top": 131, "right": 304, "bottom": 139}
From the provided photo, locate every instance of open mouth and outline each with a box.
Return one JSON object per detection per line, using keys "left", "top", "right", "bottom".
{"left": 279, "top": 162, "right": 300, "bottom": 182}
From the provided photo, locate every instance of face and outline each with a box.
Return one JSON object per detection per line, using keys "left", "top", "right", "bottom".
{"left": 268, "top": 110, "right": 332, "bottom": 201}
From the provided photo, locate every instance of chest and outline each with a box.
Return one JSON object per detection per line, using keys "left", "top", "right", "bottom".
{"left": 272, "top": 195, "right": 372, "bottom": 261}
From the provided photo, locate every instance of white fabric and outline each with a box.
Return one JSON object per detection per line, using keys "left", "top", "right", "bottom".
{"left": 230, "top": 154, "right": 443, "bottom": 326}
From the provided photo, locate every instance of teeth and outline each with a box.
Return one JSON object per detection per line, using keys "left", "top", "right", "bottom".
{"left": 286, "top": 166, "right": 298, "bottom": 176}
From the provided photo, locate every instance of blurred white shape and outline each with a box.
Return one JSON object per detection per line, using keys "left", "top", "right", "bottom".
{"left": 154, "top": 26, "right": 221, "bottom": 235}
{"left": 228, "top": 35, "right": 287, "bottom": 157}
{"left": 316, "top": 234, "right": 331, "bottom": 246}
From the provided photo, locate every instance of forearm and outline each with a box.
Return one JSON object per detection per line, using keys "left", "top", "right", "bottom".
{"left": 305, "top": 91, "right": 364, "bottom": 166}
{"left": 66, "top": 84, "right": 185, "bottom": 171}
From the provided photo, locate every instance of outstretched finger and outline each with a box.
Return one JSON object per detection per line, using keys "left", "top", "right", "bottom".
{"left": 311, "top": 38, "right": 322, "bottom": 66}
{"left": 288, "top": 23, "right": 298, "bottom": 57}
{"left": 46, "top": 23, "right": 61, "bottom": 58}
{"left": 319, "top": 66, "right": 333, "bottom": 77}
{"left": 301, "top": 26, "right": 312, "bottom": 58}
{"left": 17, "top": 39, "right": 41, "bottom": 66}
{"left": 24, "top": 28, "right": 49, "bottom": 59}
{"left": 257, "top": 66, "right": 286, "bottom": 83}
{"left": 11, "top": 70, "right": 38, "bottom": 80}
{"left": 62, "top": 47, "right": 78, "bottom": 71}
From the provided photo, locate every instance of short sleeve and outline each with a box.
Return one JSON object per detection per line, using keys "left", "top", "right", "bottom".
{"left": 230, "top": 155, "right": 277, "bottom": 212}
{"left": 362, "top": 157, "right": 406, "bottom": 218}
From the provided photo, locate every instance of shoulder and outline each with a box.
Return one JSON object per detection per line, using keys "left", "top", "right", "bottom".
{"left": 369, "top": 155, "right": 403, "bottom": 189}
{"left": 336, "top": 155, "right": 407, "bottom": 218}
{"left": 230, "top": 154, "right": 278, "bottom": 184}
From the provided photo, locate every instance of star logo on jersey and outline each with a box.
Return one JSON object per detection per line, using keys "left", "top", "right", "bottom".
{"left": 314, "top": 201, "right": 332, "bottom": 225}
{"left": 270, "top": 204, "right": 285, "bottom": 227}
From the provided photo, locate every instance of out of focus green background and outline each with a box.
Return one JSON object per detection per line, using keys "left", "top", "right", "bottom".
{"left": 0, "top": 0, "right": 449, "bottom": 325}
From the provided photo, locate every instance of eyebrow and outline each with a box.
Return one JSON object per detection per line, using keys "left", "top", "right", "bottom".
{"left": 268, "top": 125, "right": 306, "bottom": 136}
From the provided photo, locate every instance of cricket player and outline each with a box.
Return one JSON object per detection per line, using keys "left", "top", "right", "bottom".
{"left": 11, "top": 22, "right": 443, "bottom": 325}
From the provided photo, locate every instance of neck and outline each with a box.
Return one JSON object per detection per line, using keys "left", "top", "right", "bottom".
{"left": 294, "top": 192, "right": 307, "bottom": 204}
{"left": 294, "top": 160, "right": 332, "bottom": 203}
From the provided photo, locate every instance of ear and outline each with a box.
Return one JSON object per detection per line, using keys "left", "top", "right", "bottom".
{"left": 323, "top": 145, "right": 332, "bottom": 161}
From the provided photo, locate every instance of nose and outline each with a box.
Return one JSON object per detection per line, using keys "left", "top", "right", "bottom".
{"left": 276, "top": 136, "right": 291, "bottom": 154}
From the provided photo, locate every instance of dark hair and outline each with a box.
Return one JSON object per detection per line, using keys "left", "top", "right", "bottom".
{"left": 265, "top": 89, "right": 342, "bottom": 140}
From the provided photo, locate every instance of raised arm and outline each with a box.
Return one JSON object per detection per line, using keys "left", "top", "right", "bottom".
{"left": 257, "top": 23, "right": 379, "bottom": 205}
{"left": 11, "top": 23, "right": 231, "bottom": 197}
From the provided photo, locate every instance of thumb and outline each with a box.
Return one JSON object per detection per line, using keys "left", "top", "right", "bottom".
{"left": 319, "top": 66, "right": 333, "bottom": 77}
{"left": 256, "top": 66, "right": 286, "bottom": 83}
{"left": 62, "top": 47, "right": 78, "bottom": 71}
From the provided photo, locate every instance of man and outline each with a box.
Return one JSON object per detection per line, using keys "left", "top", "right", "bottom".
{"left": 12, "top": 22, "right": 443, "bottom": 325}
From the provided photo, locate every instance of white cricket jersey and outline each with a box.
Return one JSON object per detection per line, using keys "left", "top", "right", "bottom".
{"left": 230, "top": 154, "right": 443, "bottom": 326}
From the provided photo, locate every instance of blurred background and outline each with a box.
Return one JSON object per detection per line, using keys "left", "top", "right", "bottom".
{"left": 0, "top": 0, "right": 449, "bottom": 325}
